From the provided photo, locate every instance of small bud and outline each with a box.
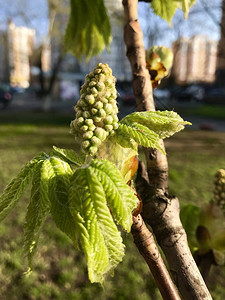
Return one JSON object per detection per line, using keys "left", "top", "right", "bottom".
{"left": 76, "top": 111, "right": 83, "bottom": 118}
{"left": 95, "top": 101, "right": 103, "bottom": 109}
{"left": 91, "top": 108, "right": 98, "bottom": 115}
{"left": 83, "top": 111, "right": 91, "bottom": 119}
{"left": 81, "top": 125, "right": 89, "bottom": 132}
{"left": 104, "top": 116, "right": 113, "bottom": 124}
{"left": 91, "top": 87, "right": 98, "bottom": 94}
{"left": 93, "top": 116, "right": 102, "bottom": 123}
{"left": 94, "top": 128, "right": 108, "bottom": 141}
{"left": 83, "top": 131, "right": 94, "bottom": 139}
{"left": 98, "top": 109, "right": 106, "bottom": 118}
{"left": 105, "top": 124, "right": 113, "bottom": 132}
{"left": 96, "top": 82, "right": 105, "bottom": 91}
{"left": 94, "top": 68, "right": 101, "bottom": 74}
{"left": 85, "top": 94, "right": 95, "bottom": 105}
{"left": 113, "top": 122, "right": 119, "bottom": 130}
{"left": 76, "top": 117, "right": 84, "bottom": 125}
{"left": 104, "top": 103, "right": 113, "bottom": 114}
{"left": 85, "top": 119, "right": 94, "bottom": 126}
{"left": 82, "top": 140, "right": 90, "bottom": 148}
{"left": 88, "top": 124, "right": 96, "bottom": 132}
{"left": 89, "top": 81, "right": 97, "bottom": 87}
{"left": 89, "top": 146, "right": 98, "bottom": 156}
{"left": 91, "top": 136, "right": 101, "bottom": 146}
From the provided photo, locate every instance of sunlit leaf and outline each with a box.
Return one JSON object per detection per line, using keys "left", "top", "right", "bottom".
{"left": 64, "top": 0, "right": 111, "bottom": 61}
{"left": 69, "top": 166, "right": 124, "bottom": 283}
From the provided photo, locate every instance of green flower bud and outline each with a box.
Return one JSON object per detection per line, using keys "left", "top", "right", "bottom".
{"left": 104, "top": 116, "right": 113, "bottom": 124}
{"left": 94, "top": 128, "right": 108, "bottom": 141}
{"left": 98, "top": 73, "right": 105, "bottom": 82}
{"left": 85, "top": 94, "right": 95, "bottom": 105}
{"left": 85, "top": 119, "right": 94, "bottom": 126}
{"left": 98, "top": 109, "right": 107, "bottom": 118}
{"left": 91, "top": 108, "right": 98, "bottom": 115}
{"left": 113, "top": 115, "right": 119, "bottom": 122}
{"left": 89, "top": 146, "right": 98, "bottom": 156}
{"left": 91, "top": 87, "right": 98, "bottom": 95}
{"left": 89, "top": 80, "right": 97, "bottom": 87}
{"left": 83, "top": 131, "right": 94, "bottom": 139}
{"left": 104, "top": 103, "right": 113, "bottom": 114}
{"left": 93, "top": 116, "right": 102, "bottom": 123}
{"left": 71, "top": 63, "right": 119, "bottom": 156}
{"left": 76, "top": 117, "right": 85, "bottom": 126}
{"left": 105, "top": 124, "right": 113, "bottom": 132}
{"left": 113, "top": 122, "right": 119, "bottom": 130}
{"left": 213, "top": 169, "right": 225, "bottom": 212}
{"left": 96, "top": 82, "right": 105, "bottom": 91}
{"left": 81, "top": 125, "right": 89, "bottom": 132}
{"left": 91, "top": 136, "right": 101, "bottom": 146}
{"left": 76, "top": 111, "right": 83, "bottom": 118}
{"left": 82, "top": 140, "right": 90, "bottom": 148}
{"left": 95, "top": 101, "right": 103, "bottom": 109}
{"left": 101, "top": 98, "right": 108, "bottom": 104}
{"left": 83, "top": 111, "right": 91, "bottom": 118}
{"left": 94, "top": 68, "right": 101, "bottom": 75}
{"left": 88, "top": 124, "right": 96, "bottom": 132}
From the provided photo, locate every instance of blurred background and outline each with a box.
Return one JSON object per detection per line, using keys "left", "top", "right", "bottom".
{"left": 0, "top": 0, "right": 224, "bottom": 299}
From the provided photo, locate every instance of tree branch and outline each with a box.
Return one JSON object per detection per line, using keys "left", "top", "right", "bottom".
{"left": 122, "top": 0, "right": 212, "bottom": 299}
{"left": 132, "top": 214, "right": 181, "bottom": 300}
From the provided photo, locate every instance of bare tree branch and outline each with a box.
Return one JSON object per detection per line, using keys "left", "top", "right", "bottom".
{"left": 132, "top": 214, "right": 181, "bottom": 300}
{"left": 122, "top": 0, "right": 212, "bottom": 299}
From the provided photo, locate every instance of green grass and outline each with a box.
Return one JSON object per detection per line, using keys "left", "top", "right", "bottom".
{"left": 176, "top": 104, "right": 225, "bottom": 119}
{"left": 0, "top": 114, "right": 224, "bottom": 300}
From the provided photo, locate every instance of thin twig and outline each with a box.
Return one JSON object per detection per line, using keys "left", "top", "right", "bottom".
{"left": 132, "top": 214, "right": 181, "bottom": 300}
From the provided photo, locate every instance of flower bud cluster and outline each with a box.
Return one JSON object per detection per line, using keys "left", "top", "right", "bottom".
{"left": 70, "top": 63, "right": 119, "bottom": 156}
{"left": 213, "top": 169, "right": 225, "bottom": 211}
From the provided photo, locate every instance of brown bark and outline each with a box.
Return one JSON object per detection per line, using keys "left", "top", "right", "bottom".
{"left": 132, "top": 214, "right": 181, "bottom": 300}
{"left": 122, "top": 0, "right": 212, "bottom": 299}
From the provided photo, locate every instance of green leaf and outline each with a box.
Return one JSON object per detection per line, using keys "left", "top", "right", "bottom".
{"left": 177, "top": 0, "right": 197, "bottom": 18}
{"left": 23, "top": 159, "right": 52, "bottom": 268}
{"left": 64, "top": 0, "right": 111, "bottom": 61}
{"left": 90, "top": 159, "right": 139, "bottom": 232}
{"left": 52, "top": 146, "right": 86, "bottom": 166}
{"left": 0, "top": 153, "right": 47, "bottom": 222}
{"left": 120, "top": 111, "right": 191, "bottom": 139}
{"left": 115, "top": 122, "right": 164, "bottom": 153}
{"left": 97, "top": 138, "right": 138, "bottom": 174}
{"left": 151, "top": 0, "right": 197, "bottom": 23}
{"left": 151, "top": 0, "right": 178, "bottom": 24}
{"left": 47, "top": 157, "right": 78, "bottom": 248}
{"left": 180, "top": 204, "right": 201, "bottom": 251}
{"left": 69, "top": 166, "right": 124, "bottom": 283}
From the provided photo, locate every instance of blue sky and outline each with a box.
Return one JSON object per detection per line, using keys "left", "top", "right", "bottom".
{"left": 0, "top": 0, "right": 222, "bottom": 47}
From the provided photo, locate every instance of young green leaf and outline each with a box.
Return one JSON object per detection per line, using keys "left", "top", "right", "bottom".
{"left": 64, "top": 0, "right": 111, "bottom": 61}
{"left": 48, "top": 156, "right": 78, "bottom": 248}
{"left": 23, "top": 160, "right": 52, "bottom": 269}
{"left": 0, "top": 153, "right": 47, "bottom": 222}
{"left": 90, "top": 159, "right": 139, "bottom": 232}
{"left": 115, "top": 122, "right": 164, "bottom": 153}
{"left": 151, "top": 0, "right": 197, "bottom": 24}
{"left": 177, "top": 0, "right": 197, "bottom": 18}
{"left": 151, "top": 0, "right": 178, "bottom": 24}
{"left": 69, "top": 167, "right": 124, "bottom": 283}
{"left": 120, "top": 111, "right": 191, "bottom": 139}
{"left": 52, "top": 146, "right": 86, "bottom": 166}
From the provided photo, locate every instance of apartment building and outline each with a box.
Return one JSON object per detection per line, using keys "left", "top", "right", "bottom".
{"left": 172, "top": 35, "right": 217, "bottom": 84}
